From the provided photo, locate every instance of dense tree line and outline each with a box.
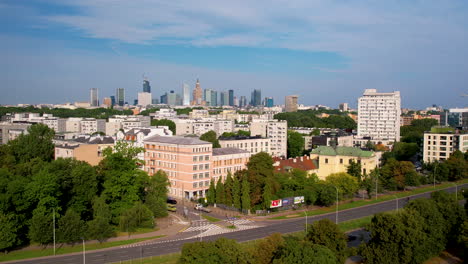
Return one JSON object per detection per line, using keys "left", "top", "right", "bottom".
{"left": 400, "top": 118, "right": 438, "bottom": 145}
{"left": 0, "top": 124, "right": 169, "bottom": 251}
{"left": 179, "top": 218, "right": 349, "bottom": 264}
{"left": 0, "top": 106, "right": 133, "bottom": 120}
{"left": 274, "top": 110, "right": 357, "bottom": 130}
{"left": 151, "top": 119, "right": 176, "bottom": 134}
{"left": 423, "top": 150, "right": 468, "bottom": 182}
{"left": 360, "top": 191, "right": 466, "bottom": 263}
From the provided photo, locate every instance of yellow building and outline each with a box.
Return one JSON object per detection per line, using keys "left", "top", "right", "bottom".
{"left": 54, "top": 136, "right": 114, "bottom": 166}
{"left": 310, "top": 146, "right": 378, "bottom": 180}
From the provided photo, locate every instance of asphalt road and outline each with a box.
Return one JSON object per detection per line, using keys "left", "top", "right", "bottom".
{"left": 7, "top": 184, "right": 466, "bottom": 264}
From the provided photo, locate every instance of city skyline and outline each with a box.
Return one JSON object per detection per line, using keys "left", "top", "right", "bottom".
{"left": 1, "top": 1, "right": 468, "bottom": 108}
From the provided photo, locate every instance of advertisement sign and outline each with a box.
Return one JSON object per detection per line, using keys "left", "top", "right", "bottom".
{"left": 282, "top": 198, "right": 292, "bottom": 206}
{"left": 270, "top": 199, "right": 282, "bottom": 208}
{"left": 294, "top": 196, "right": 305, "bottom": 204}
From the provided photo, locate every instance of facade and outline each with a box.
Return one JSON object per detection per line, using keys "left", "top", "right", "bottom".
{"left": 285, "top": 95, "right": 298, "bottom": 112}
{"left": 357, "top": 89, "right": 401, "bottom": 143}
{"left": 220, "top": 91, "right": 229, "bottom": 106}
{"left": 66, "top": 118, "right": 82, "bottom": 132}
{"left": 80, "top": 118, "right": 106, "bottom": 134}
{"left": 447, "top": 108, "right": 468, "bottom": 129}
{"left": 102, "top": 97, "right": 112, "bottom": 108}
{"left": 189, "top": 109, "right": 210, "bottom": 119}
{"left": 106, "top": 115, "right": 151, "bottom": 136}
{"left": 219, "top": 136, "right": 270, "bottom": 156}
{"left": 117, "top": 126, "right": 173, "bottom": 161}
{"left": 174, "top": 119, "right": 234, "bottom": 136}
{"left": 192, "top": 79, "right": 204, "bottom": 105}
{"left": 239, "top": 96, "right": 247, "bottom": 107}
{"left": 138, "top": 92, "right": 152, "bottom": 106}
{"left": 250, "top": 119, "right": 287, "bottom": 157}
{"left": 90, "top": 88, "right": 99, "bottom": 107}
{"left": 151, "top": 109, "right": 177, "bottom": 120}
{"left": 42, "top": 118, "right": 67, "bottom": 133}
{"left": 54, "top": 135, "right": 115, "bottom": 166}
{"left": 310, "top": 146, "right": 378, "bottom": 180}
{"left": 423, "top": 128, "right": 468, "bottom": 163}
{"left": 264, "top": 97, "right": 274, "bottom": 107}
{"left": 116, "top": 88, "right": 125, "bottom": 106}
{"left": 144, "top": 136, "right": 212, "bottom": 199}
{"left": 339, "top": 103, "right": 349, "bottom": 112}
{"left": 0, "top": 122, "right": 31, "bottom": 144}
{"left": 183, "top": 83, "right": 190, "bottom": 106}
{"left": 228, "top": 90, "right": 234, "bottom": 106}
{"left": 251, "top": 89, "right": 261, "bottom": 106}
{"left": 143, "top": 79, "right": 151, "bottom": 93}
{"left": 110, "top": 96, "right": 116, "bottom": 106}
{"left": 211, "top": 148, "right": 250, "bottom": 183}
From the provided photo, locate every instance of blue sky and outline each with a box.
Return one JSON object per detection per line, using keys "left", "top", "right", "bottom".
{"left": 1, "top": 0, "right": 468, "bottom": 108}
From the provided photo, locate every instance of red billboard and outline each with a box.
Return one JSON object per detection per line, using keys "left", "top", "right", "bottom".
{"left": 270, "top": 199, "right": 282, "bottom": 208}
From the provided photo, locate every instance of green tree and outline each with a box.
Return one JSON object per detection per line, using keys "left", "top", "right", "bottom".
{"left": 445, "top": 150, "right": 468, "bottom": 180}
{"left": 325, "top": 172, "right": 359, "bottom": 199}
{"left": 287, "top": 130, "right": 304, "bottom": 158}
{"left": 200, "top": 131, "right": 221, "bottom": 148}
{"left": 179, "top": 238, "right": 248, "bottom": 264}
{"left": 86, "top": 216, "right": 116, "bottom": 243}
{"left": 151, "top": 119, "right": 176, "bottom": 134}
{"left": 57, "top": 209, "right": 86, "bottom": 245}
{"left": 224, "top": 172, "right": 234, "bottom": 206}
{"left": 119, "top": 202, "right": 154, "bottom": 232}
{"left": 305, "top": 219, "right": 348, "bottom": 263}
{"left": 207, "top": 179, "right": 216, "bottom": 205}
{"left": 346, "top": 160, "right": 362, "bottom": 182}
{"left": 0, "top": 213, "right": 20, "bottom": 251}
{"left": 245, "top": 152, "right": 275, "bottom": 206}
{"left": 262, "top": 180, "right": 273, "bottom": 210}
{"left": 250, "top": 233, "right": 284, "bottom": 264}
{"left": 241, "top": 178, "right": 251, "bottom": 212}
{"left": 145, "top": 170, "right": 169, "bottom": 218}
{"left": 380, "top": 159, "right": 419, "bottom": 190}
{"left": 232, "top": 176, "right": 241, "bottom": 209}
{"left": 28, "top": 207, "right": 53, "bottom": 245}
{"left": 9, "top": 124, "right": 55, "bottom": 162}
{"left": 315, "top": 183, "right": 337, "bottom": 207}
{"left": 273, "top": 236, "right": 337, "bottom": 264}
{"left": 215, "top": 177, "right": 225, "bottom": 205}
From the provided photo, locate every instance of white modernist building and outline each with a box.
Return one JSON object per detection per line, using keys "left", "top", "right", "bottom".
{"left": 356, "top": 89, "right": 401, "bottom": 145}
{"left": 250, "top": 119, "right": 288, "bottom": 157}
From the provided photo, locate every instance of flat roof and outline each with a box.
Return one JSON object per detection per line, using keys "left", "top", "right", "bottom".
{"left": 145, "top": 135, "right": 211, "bottom": 145}
{"left": 212, "top": 147, "right": 250, "bottom": 156}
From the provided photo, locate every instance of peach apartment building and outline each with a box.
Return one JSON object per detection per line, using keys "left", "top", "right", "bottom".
{"left": 144, "top": 136, "right": 251, "bottom": 199}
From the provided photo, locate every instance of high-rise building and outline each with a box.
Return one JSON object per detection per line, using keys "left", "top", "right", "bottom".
{"left": 251, "top": 89, "right": 261, "bottom": 106}
{"left": 102, "top": 97, "right": 112, "bottom": 108}
{"left": 160, "top": 94, "right": 168, "bottom": 104}
{"left": 138, "top": 92, "right": 152, "bottom": 106}
{"left": 116, "top": 88, "right": 125, "bottom": 106}
{"left": 204, "top": 89, "right": 212, "bottom": 106}
{"left": 357, "top": 89, "right": 401, "bottom": 143}
{"left": 233, "top": 96, "right": 239, "bottom": 107}
{"left": 211, "top": 90, "right": 218, "bottom": 107}
{"left": 285, "top": 95, "right": 298, "bottom": 112}
{"left": 167, "top": 90, "right": 181, "bottom": 106}
{"left": 264, "top": 97, "right": 274, "bottom": 107}
{"left": 220, "top": 91, "right": 229, "bottom": 106}
{"left": 228, "top": 90, "right": 234, "bottom": 106}
{"left": 339, "top": 103, "right": 349, "bottom": 112}
{"left": 90, "top": 88, "right": 99, "bottom": 107}
{"left": 250, "top": 119, "right": 288, "bottom": 157}
{"left": 240, "top": 96, "right": 247, "bottom": 107}
{"left": 183, "top": 83, "right": 190, "bottom": 106}
{"left": 191, "top": 79, "right": 203, "bottom": 105}
{"left": 110, "top": 96, "right": 116, "bottom": 106}
{"left": 143, "top": 79, "right": 151, "bottom": 93}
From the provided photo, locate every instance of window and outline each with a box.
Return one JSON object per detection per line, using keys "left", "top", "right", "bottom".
{"left": 193, "top": 165, "right": 197, "bottom": 171}
{"left": 205, "top": 172, "right": 209, "bottom": 178}
{"left": 199, "top": 164, "right": 203, "bottom": 170}
{"left": 193, "top": 174, "right": 197, "bottom": 180}
{"left": 205, "top": 155, "right": 209, "bottom": 161}
{"left": 193, "top": 182, "right": 197, "bottom": 188}
{"left": 340, "top": 159, "right": 343, "bottom": 164}
{"left": 325, "top": 158, "right": 328, "bottom": 164}
{"left": 193, "top": 156, "right": 197, "bottom": 162}
{"left": 205, "top": 164, "right": 209, "bottom": 169}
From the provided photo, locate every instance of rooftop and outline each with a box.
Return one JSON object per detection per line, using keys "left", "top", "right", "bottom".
{"left": 73, "top": 136, "right": 115, "bottom": 144}
{"left": 145, "top": 135, "right": 211, "bottom": 145}
{"left": 273, "top": 156, "right": 317, "bottom": 172}
{"left": 212, "top": 147, "right": 250, "bottom": 156}
{"left": 219, "top": 135, "right": 266, "bottom": 141}
{"left": 310, "top": 146, "right": 374, "bottom": 157}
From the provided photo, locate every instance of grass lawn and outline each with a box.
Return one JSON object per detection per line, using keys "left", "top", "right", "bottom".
{"left": 0, "top": 235, "right": 165, "bottom": 262}
{"left": 116, "top": 227, "right": 160, "bottom": 237}
{"left": 270, "top": 179, "right": 467, "bottom": 220}
{"left": 226, "top": 225, "right": 236, "bottom": 229}
{"left": 338, "top": 215, "right": 373, "bottom": 232}
{"left": 116, "top": 253, "right": 181, "bottom": 264}
{"left": 201, "top": 214, "right": 221, "bottom": 222}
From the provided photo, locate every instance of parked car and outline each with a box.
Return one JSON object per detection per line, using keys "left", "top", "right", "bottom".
{"left": 194, "top": 203, "right": 212, "bottom": 213}
{"left": 167, "top": 197, "right": 177, "bottom": 204}
{"left": 167, "top": 204, "right": 177, "bottom": 212}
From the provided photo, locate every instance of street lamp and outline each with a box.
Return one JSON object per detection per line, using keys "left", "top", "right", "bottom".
{"left": 433, "top": 162, "right": 439, "bottom": 189}
{"left": 450, "top": 182, "right": 458, "bottom": 201}
{"left": 52, "top": 209, "right": 56, "bottom": 256}
{"left": 81, "top": 237, "right": 86, "bottom": 264}
{"left": 330, "top": 185, "right": 339, "bottom": 224}
{"left": 391, "top": 195, "right": 399, "bottom": 211}
{"left": 304, "top": 208, "right": 308, "bottom": 233}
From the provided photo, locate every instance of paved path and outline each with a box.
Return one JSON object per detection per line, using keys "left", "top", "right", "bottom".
{"left": 5, "top": 184, "right": 466, "bottom": 264}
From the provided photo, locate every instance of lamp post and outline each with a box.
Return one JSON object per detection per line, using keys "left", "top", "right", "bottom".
{"left": 450, "top": 182, "right": 458, "bottom": 201}
{"left": 433, "top": 162, "right": 438, "bottom": 189}
{"left": 391, "top": 195, "right": 399, "bottom": 211}
{"left": 52, "top": 208, "right": 55, "bottom": 256}
{"left": 81, "top": 238, "right": 86, "bottom": 264}
{"left": 304, "top": 208, "right": 308, "bottom": 233}
{"left": 330, "top": 185, "right": 339, "bottom": 224}
{"left": 375, "top": 171, "right": 379, "bottom": 201}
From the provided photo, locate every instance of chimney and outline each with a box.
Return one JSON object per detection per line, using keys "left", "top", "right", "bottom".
{"left": 293, "top": 158, "right": 296, "bottom": 163}
{"left": 300, "top": 156, "right": 303, "bottom": 162}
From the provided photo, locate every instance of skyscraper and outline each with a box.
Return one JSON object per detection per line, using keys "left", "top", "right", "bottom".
{"left": 285, "top": 95, "right": 298, "bottom": 112}
{"left": 138, "top": 92, "right": 152, "bottom": 106}
{"left": 192, "top": 79, "right": 203, "bottom": 105}
{"left": 204, "top": 89, "right": 212, "bottom": 106}
{"left": 211, "top": 90, "right": 218, "bottom": 107}
{"left": 220, "top": 91, "right": 229, "bottom": 106}
{"left": 183, "top": 83, "right": 190, "bottom": 106}
{"left": 90, "top": 88, "right": 99, "bottom": 107}
{"left": 110, "top": 96, "right": 116, "bottom": 106}
{"left": 228, "top": 90, "right": 234, "bottom": 106}
{"left": 143, "top": 79, "right": 151, "bottom": 93}
{"left": 240, "top": 96, "right": 247, "bottom": 107}
{"left": 116, "top": 88, "right": 125, "bottom": 106}
{"left": 264, "top": 97, "right": 274, "bottom": 107}
{"left": 357, "top": 89, "right": 401, "bottom": 143}
{"left": 251, "top": 89, "right": 261, "bottom": 106}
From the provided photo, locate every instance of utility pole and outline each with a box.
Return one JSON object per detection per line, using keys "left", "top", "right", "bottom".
{"left": 52, "top": 208, "right": 56, "bottom": 256}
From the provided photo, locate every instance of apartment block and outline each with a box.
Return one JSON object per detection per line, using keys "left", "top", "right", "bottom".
{"left": 250, "top": 119, "right": 287, "bottom": 157}
{"left": 144, "top": 136, "right": 213, "bottom": 199}
{"left": 174, "top": 119, "right": 234, "bottom": 136}
{"left": 423, "top": 128, "right": 468, "bottom": 163}
{"left": 219, "top": 136, "right": 270, "bottom": 156}
{"left": 357, "top": 89, "right": 401, "bottom": 144}
{"left": 106, "top": 115, "right": 151, "bottom": 136}
{"left": 80, "top": 118, "right": 106, "bottom": 134}
{"left": 54, "top": 135, "right": 115, "bottom": 165}
{"left": 211, "top": 148, "right": 250, "bottom": 183}
{"left": 116, "top": 126, "right": 173, "bottom": 161}
{"left": 0, "top": 122, "right": 31, "bottom": 144}
{"left": 66, "top": 118, "right": 83, "bottom": 133}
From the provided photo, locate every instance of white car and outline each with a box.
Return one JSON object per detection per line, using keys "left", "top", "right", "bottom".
{"left": 194, "top": 204, "right": 212, "bottom": 213}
